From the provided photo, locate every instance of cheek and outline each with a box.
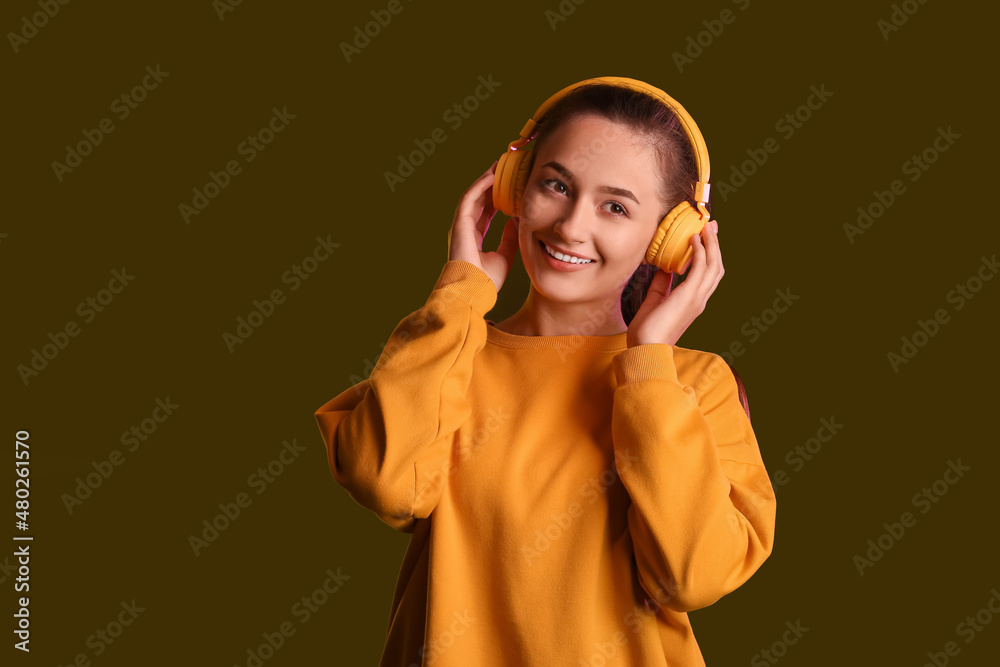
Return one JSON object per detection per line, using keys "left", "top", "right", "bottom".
{"left": 594, "top": 233, "right": 653, "bottom": 274}
{"left": 520, "top": 185, "right": 556, "bottom": 220}
{"left": 517, "top": 222, "right": 540, "bottom": 259}
{"left": 606, "top": 228, "right": 651, "bottom": 259}
{"left": 630, "top": 222, "right": 661, "bottom": 257}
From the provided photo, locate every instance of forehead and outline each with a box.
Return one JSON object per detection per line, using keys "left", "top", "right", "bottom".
{"left": 535, "top": 114, "right": 659, "bottom": 189}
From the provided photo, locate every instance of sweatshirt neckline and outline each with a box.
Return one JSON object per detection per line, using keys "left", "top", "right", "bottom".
{"left": 485, "top": 320, "right": 628, "bottom": 351}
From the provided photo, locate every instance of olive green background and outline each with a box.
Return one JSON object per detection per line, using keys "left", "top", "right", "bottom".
{"left": 4, "top": 0, "right": 998, "bottom": 664}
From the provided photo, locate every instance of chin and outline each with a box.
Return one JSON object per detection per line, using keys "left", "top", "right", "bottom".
{"left": 529, "top": 265, "right": 597, "bottom": 302}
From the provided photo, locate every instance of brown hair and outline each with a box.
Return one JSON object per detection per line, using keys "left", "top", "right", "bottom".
{"left": 525, "top": 82, "right": 751, "bottom": 420}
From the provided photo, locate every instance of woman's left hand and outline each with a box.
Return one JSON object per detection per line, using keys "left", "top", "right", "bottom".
{"left": 626, "top": 220, "right": 723, "bottom": 348}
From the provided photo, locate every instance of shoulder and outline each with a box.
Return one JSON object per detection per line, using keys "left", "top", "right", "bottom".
{"left": 672, "top": 345, "right": 751, "bottom": 420}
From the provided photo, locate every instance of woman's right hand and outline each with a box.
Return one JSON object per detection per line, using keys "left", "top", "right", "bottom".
{"left": 448, "top": 160, "right": 520, "bottom": 292}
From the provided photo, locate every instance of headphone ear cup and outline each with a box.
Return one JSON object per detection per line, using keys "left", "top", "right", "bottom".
{"left": 646, "top": 203, "right": 707, "bottom": 274}
{"left": 494, "top": 149, "right": 525, "bottom": 217}
{"left": 510, "top": 148, "right": 534, "bottom": 218}
{"left": 493, "top": 151, "right": 513, "bottom": 215}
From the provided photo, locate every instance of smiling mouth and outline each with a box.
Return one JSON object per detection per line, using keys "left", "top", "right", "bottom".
{"left": 538, "top": 240, "right": 595, "bottom": 264}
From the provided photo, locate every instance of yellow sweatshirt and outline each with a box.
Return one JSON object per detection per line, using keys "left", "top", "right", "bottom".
{"left": 314, "top": 260, "right": 776, "bottom": 666}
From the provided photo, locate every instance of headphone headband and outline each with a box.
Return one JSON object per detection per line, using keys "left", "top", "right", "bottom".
{"left": 513, "top": 76, "right": 711, "bottom": 211}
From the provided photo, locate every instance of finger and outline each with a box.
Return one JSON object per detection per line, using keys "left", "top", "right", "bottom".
{"left": 631, "top": 269, "right": 672, "bottom": 323}
{"left": 495, "top": 216, "right": 520, "bottom": 265}
{"left": 689, "top": 222, "right": 724, "bottom": 305}
{"left": 685, "top": 230, "right": 707, "bottom": 283}
{"left": 475, "top": 186, "right": 498, "bottom": 239}
{"left": 680, "top": 229, "right": 716, "bottom": 309}
{"left": 701, "top": 220, "right": 724, "bottom": 289}
{"left": 699, "top": 223, "right": 717, "bottom": 271}
{"left": 464, "top": 164, "right": 498, "bottom": 200}
{"left": 478, "top": 161, "right": 499, "bottom": 182}
{"left": 458, "top": 173, "right": 497, "bottom": 231}
{"left": 643, "top": 268, "right": 672, "bottom": 302}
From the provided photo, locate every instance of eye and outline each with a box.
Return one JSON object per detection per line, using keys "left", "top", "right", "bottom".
{"left": 540, "top": 179, "right": 629, "bottom": 218}
{"left": 602, "top": 201, "right": 629, "bottom": 218}
{"left": 541, "top": 178, "right": 568, "bottom": 195}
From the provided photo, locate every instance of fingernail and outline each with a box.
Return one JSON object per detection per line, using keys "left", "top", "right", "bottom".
{"left": 711, "top": 221, "right": 718, "bottom": 234}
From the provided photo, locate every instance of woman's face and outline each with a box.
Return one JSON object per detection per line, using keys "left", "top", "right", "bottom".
{"left": 517, "top": 113, "right": 664, "bottom": 310}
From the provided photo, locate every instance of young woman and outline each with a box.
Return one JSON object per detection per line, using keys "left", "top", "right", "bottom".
{"left": 315, "top": 77, "right": 776, "bottom": 666}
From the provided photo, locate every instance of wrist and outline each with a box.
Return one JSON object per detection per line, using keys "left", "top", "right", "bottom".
{"left": 626, "top": 332, "right": 679, "bottom": 348}
{"left": 613, "top": 343, "right": 681, "bottom": 385}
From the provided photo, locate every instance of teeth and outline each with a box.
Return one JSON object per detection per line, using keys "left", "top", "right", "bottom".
{"left": 542, "top": 241, "right": 593, "bottom": 264}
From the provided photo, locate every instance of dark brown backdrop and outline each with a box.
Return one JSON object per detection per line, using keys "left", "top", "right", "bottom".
{"left": 4, "top": 0, "right": 997, "bottom": 664}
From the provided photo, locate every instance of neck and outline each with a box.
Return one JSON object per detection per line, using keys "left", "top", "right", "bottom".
{"left": 496, "top": 285, "right": 628, "bottom": 337}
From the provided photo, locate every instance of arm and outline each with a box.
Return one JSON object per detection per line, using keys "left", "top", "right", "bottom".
{"left": 314, "top": 260, "right": 497, "bottom": 532}
{"left": 611, "top": 343, "right": 776, "bottom": 612}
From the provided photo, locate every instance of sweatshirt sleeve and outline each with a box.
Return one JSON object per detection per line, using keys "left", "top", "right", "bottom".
{"left": 313, "top": 260, "right": 497, "bottom": 533}
{"left": 611, "top": 343, "right": 776, "bottom": 612}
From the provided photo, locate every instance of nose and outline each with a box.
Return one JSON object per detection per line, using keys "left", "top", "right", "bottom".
{"left": 552, "top": 200, "right": 592, "bottom": 245}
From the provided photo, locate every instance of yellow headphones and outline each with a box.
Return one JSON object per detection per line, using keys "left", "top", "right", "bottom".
{"left": 492, "top": 76, "right": 711, "bottom": 274}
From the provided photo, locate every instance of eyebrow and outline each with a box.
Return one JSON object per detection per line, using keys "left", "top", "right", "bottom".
{"left": 541, "top": 161, "right": 641, "bottom": 205}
